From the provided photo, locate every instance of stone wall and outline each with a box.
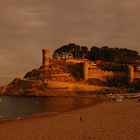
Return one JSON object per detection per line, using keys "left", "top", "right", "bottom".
{"left": 50, "top": 73, "right": 70, "bottom": 77}
{"left": 65, "top": 58, "right": 87, "bottom": 64}
{"left": 134, "top": 72, "right": 140, "bottom": 79}
{"left": 88, "top": 69, "right": 113, "bottom": 80}
{"left": 83, "top": 61, "right": 140, "bottom": 82}
{"left": 88, "top": 69, "right": 127, "bottom": 81}
{"left": 46, "top": 80, "right": 111, "bottom": 91}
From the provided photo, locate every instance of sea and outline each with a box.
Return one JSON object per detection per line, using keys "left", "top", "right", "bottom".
{"left": 0, "top": 96, "right": 97, "bottom": 121}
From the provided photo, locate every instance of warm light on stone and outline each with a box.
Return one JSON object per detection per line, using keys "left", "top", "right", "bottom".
{"left": 42, "top": 48, "right": 50, "bottom": 69}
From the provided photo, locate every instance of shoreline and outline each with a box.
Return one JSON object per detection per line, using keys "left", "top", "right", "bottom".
{"left": 0, "top": 95, "right": 106, "bottom": 123}
{"left": 0, "top": 98, "right": 139, "bottom": 140}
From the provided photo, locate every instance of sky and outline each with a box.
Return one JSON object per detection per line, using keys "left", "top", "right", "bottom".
{"left": 0, "top": 0, "right": 140, "bottom": 85}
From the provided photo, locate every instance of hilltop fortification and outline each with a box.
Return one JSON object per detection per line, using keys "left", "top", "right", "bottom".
{"left": 1, "top": 48, "right": 140, "bottom": 96}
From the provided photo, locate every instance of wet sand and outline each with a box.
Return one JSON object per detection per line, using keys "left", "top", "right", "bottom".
{"left": 0, "top": 99, "right": 139, "bottom": 140}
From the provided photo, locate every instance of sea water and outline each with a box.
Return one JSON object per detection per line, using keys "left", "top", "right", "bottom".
{"left": 0, "top": 96, "right": 95, "bottom": 120}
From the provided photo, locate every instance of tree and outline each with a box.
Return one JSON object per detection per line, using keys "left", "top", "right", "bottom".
{"left": 80, "top": 46, "right": 89, "bottom": 58}
{"left": 90, "top": 46, "right": 100, "bottom": 61}
{"left": 53, "top": 43, "right": 140, "bottom": 64}
{"left": 67, "top": 43, "right": 81, "bottom": 58}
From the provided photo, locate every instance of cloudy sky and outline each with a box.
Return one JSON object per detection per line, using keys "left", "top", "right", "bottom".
{"left": 0, "top": 0, "right": 140, "bottom": 85}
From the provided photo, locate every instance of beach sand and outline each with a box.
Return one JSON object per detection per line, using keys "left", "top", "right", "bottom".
{"left": 0, "top": 99, "right": 139, "bottom": 140}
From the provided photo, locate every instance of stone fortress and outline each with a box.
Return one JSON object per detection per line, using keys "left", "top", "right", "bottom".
{"left": 1, "top": 48, "right": 140, "bottom": 96}
{"left": 42, "top": 48, "right": 140, "bottom": 84}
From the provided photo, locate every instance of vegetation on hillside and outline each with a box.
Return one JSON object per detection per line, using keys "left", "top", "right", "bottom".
{"left": 1, "top": 43, "right": 140, "bottom": 96}
{"left": 53, "top": 43, "right": 140, "bottom": 64}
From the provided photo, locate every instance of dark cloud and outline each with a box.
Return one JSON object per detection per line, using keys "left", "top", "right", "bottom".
{"left": 0, "top": 0, "right": 140, "bottom": 85}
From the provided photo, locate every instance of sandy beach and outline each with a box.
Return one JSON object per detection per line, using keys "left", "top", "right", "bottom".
{"left": 0, "top": 98, "right": 139, "bottom": 140}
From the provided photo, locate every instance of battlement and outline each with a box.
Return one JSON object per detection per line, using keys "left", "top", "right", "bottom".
{"left": 46, "top": 80, "right": 112, "bottom": 91}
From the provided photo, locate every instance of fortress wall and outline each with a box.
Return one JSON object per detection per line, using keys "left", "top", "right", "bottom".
{"left": 50, "top": 73, "right": 70, "bottom": 77}
{"left": 66, "top": 59, "right": 85, "bottom": 63}
{"left": 134, "top": 72, "right": 140, "bottom": 79}
{"left": 47, "top": 80, "right": 111, "bottom": 91}
{"left": 113, "top": 71, "right": 127, "bottom": 78}
{"left": 88, "top": 69, "right": 113, "bottom": 80}
{"left": 88, "top": 69, "right": 127, "bottom": 80}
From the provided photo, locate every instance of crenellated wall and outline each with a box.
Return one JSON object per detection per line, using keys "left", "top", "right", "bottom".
{"left": 88, "top": 69, "right": 113, "bottom": 80}
{"left": 46, "top": 80, "right": 112, "bottom": 91}
{"left": 88, "top": 69, "right": 127, "bottom": 81}
{"left": 83, "top": 61, "right": 140, "bottom": 82}
{"left": 41, "top": 54, "right": 140, "bottom": 83}
{"left": 50, "top": 73, "right": 70, "bottom": 77}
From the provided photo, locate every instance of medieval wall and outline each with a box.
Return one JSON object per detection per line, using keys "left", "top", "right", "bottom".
{"left": 65, "top": 58, "right": 86, "bottom": 64}
{"left": 88, "top": 68, "right": 127, "bottom": 81}
{"left": 134, "top": 72, "right": 140, "bottom": 79}
{"left": 50, "top": 73, "right": 70, "bottom": 77}
{"left": 46, "top": 80, "right": 111, "bottom": 91}
{"left": 83, "top": 61, "right": 140, "bottom": 82}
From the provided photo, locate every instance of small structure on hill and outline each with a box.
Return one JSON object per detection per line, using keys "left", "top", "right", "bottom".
{"left": 42, "top": 48, "right": 50, "bottom": 69}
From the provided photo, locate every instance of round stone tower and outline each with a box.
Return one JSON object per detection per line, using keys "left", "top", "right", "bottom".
{"left": 83, "top": 61, "right": 89, "bottom": 80}
{"left": 42, "top": 48, "right": 50, "bottom": 69}
{"left": 128, "top": 65, "right": 134, "bottom": 83}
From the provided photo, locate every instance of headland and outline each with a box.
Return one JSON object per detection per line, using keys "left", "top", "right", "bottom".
{"left": 1, "top": 45, "right": 140, "bottom": 96}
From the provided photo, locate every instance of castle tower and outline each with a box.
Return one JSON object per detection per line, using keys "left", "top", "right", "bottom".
{"left": 42, "top": 48, "right": 50, "bottom": 69}
{"left": 128, "top": 65, "right": 134, "bottom": 83}
{"left": 83, "top": 61, "right": 89, "bottom": 80}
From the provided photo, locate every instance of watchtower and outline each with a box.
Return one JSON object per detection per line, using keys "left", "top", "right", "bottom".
{"left": 83, "top": 61, "right": 89, "bottom": 80}
{"left": 128, "top": 65, "right": 134, "bottom": 83}
{"left": 42, "top": 48, "right": 50, "bottom": 69}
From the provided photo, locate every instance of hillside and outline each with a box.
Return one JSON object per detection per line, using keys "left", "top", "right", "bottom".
{"left": 0, "top": 59, "right": 84, "bottom": 96}
{"left": 1, "top": 44, "right": 140, "bottom": 96}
